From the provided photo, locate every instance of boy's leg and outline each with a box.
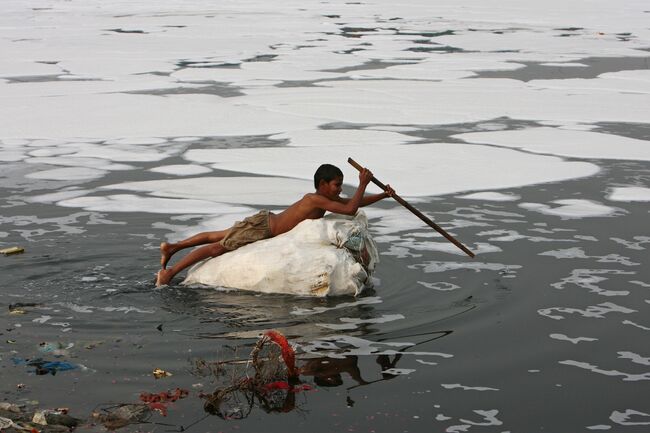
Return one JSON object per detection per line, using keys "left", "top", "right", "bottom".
{"left": 160, "top": 229, "right": 229, "bottom": 269}
{"left": 156, "top": 242, "right": 229, "bottom": 286}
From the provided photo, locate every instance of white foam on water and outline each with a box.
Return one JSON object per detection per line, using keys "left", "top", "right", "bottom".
{"left": 607, "top": 187, "right": 650, "bottom": 202}
{"left": 586, "top": 425, "right": 612, "bottom": 430}
{"left": 456, "top": 192, "right": 521, "bottom": 202}
{"left": 318, "top": 314, "right": 405, "bottom": 330}
{"left": 28, "top": 189, "right": 93, "bottom": 204}
{"left": 441, "top": 384, "right": 499, "bottom": 392}
{"left": 459, "top": 410, "right": 503, "bottom": 427}
{"left": 64, "top": 142, "right": 176, "bottom": 162}
{"left": 0, "top": 150, "right": 26, "bottom": 162}
{"left": 101, "top": 176, "right": 314, "bottom": 207}
{"left": 298, "top": 334, "right": 453, "bottom": 359}
{"left": 560, "top": 360, "right": 650, "bottom": 382}
{"left": 25, "top": 167, "right": 107, "bottom": 181}
{"left": 549, "top": 333, "right": 598, "bottom": 344}
{"left": 417, "top": 281, "right": 461, "bottom": 292}
{"left": 271, "top": 128, "right": 416, "bottom": 147}
{"left": 381, "top": 245, "right": 423, "bottom": 259}
{"left": 347, "top": 57, "right": 523, "bottom": 80}
{"left": 550, "top": 269, "right": 634, "bottom": 297}
{"left": 416, "top": 359, "right": 439, "bottom": 366}
{"left": 531, "top": 70, "right": 650, "bottom": 95}
{"left": 394, "top": 240, "right": 500, "bottom": 257}
{"left": 454, "top": 127, "right": 650, "bottom": 161}
{"left": 610, "top": 410, "right": 650, "bottom": 426}
{"left": 411, "top": 261, "right": 521, "bottom": 273}
{"left": 26, "top": 156, "right": 134, "bottom": 171}
{"left": 618, "top": 351, "right": 650, "bottom": 366}
{"left": 58, "top": 194, "right": 253, "bottom": 215}
{"left": 185, "top": 144, "right": 598, "bottom": 197}
{"left": 538, "top": 302, "right": 636, "bottom": 320}
{"left": 382, "top": 368, "right": 416, "bottom": 375}
{"left": 291, "top": 297, "right": 383, "bottom": 316}
{"left": 446, "top": 425, "right": 471, "bottom": 433}
{"left": 4, "top": 0, "right": 649, "bottom": 201}
{"left": 0, "top": 76, "right": 202, "bottom": 98}
{"left": 0, "top": 59, "right": 62, "bottom": 77}
{"left": 540, "top": 63, "right": 588, "bottom": 67}
{"left": 574, "top": 235, "right": 599, "bottom": 242}
{"left": 57, "top": 302, "right": 154, "bottom": 314}
{"left": 149, "top": 165, "right": 212, "bottom": 176}
{"left": 622, "top": 320, "right": 650, "bottom": 331}
{"left": 630, "top": 281, "right": 650, "bottom": 288}
{"left": 172, "top": 58, "right": 346, "bottom": 86}
{"left": 540, "top": 248, "right": 639, "bottom": 266}
{"left": 364, "top": 126, "right": 422, "bottom": 133}
{"left": 610, "top": 237, "right": 650, "bottom": 250}
{"left": 242, "top": 77, "right": 650, "bottom": 126}
{"left": 519, "top": 199, "right": 622, "bottom": 219}
{"left": 477, "top": 229, "right": 577, "bottom": 243}
{"left": 365, "top": 208, "right": 436, "bottom": 236}
{"left": 106, "top": 137, "right": 168, "bottom": 146}
{"left": 0, "top": 93, "right": 323, "bottom": 139}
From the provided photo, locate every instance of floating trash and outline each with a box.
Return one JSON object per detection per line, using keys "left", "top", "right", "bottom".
{"left": 0, "top": 416, "right": 14, "bottom": 429}
{"left": 32, "top": 408, "right": 80, "bottom": 428}
{"left": 8, "top": 302, "right": 41, "bottom": 315}
{"left": 0, "top": 246, "right": 24, "bottom": 256}
{"left": 152, "top": 368, "right": 172, "bottom": 379}
{"left": 91, "top": 404, "right": 151, "bottom": 430}
{"left": 139, "top": 388, "right": 189, "bottom": 416}
{"left": 12, "top": 357, "right": 80, "bottom": 375}
{"left": 39, "top": 341, "right": 74, "bottom": 357}
{"left": 200, "top": 330, "right": 312, "bottom": 419}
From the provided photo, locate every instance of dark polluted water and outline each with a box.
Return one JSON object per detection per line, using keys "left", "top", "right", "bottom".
{"left": 1, "top": 158, "right": 649, "bottom": 433}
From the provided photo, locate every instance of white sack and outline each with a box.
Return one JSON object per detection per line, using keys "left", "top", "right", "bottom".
{"left": 182, "top": 211, "right": 379, "bottom": 296}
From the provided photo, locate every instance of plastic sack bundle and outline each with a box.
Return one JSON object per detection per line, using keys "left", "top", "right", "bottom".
{"left": 182, "top": 211, "right": 379, "bottom": 296}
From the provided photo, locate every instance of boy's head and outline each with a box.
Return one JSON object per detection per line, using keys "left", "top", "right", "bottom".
{"left": 314, "top": 163, "right": 343, "bottom": 190}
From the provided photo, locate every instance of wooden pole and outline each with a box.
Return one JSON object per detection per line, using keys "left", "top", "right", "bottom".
{"left": 348, "top": 157, "right": 475, "bottom": 258}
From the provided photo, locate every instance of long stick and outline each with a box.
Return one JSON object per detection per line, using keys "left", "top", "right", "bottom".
{"left": 348, "top": 157, "right": 475, "bottom": 258}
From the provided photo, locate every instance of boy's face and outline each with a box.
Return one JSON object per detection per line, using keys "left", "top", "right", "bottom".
{"left": 321, "top": 176, "right": 343, "bottom": 199}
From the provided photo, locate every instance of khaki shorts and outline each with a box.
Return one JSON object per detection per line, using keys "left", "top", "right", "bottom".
{"left": 220, "top": 210, "right": 272, "bottom": 251}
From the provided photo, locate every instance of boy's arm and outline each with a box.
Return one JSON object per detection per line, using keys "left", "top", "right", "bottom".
{"left": 312, "top": 168, "right": 374, "bottom": 215}
{"left": 340, "top": 184, "right": 395, "bottom": 207}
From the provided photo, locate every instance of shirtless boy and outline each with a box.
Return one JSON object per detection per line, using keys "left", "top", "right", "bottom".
{"left": 156, "top": 163, "right": 394, "bottom": 286}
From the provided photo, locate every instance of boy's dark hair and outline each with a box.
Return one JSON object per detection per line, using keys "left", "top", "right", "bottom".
{"left": 313, "top": 164, "right": 343, "bottom": 189}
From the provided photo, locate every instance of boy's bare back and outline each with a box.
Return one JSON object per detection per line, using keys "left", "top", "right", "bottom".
{"left": 269, "top": 168, "right": 377, "bottom": 237}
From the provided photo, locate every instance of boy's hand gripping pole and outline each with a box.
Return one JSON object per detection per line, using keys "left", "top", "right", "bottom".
{"left": 348, "top": 157, "right": 475, "bottom": 258}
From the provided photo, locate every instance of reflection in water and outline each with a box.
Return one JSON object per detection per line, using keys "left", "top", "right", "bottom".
{"left": 198, "top": 329, "right": 452, "bottom": 420}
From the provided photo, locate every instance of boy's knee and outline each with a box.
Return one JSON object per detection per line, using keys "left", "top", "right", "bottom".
{"left": 208, "top": 243, "right": 227, "bottom": 257}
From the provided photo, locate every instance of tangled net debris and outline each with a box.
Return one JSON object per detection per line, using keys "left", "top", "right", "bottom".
{"left": 201, "top": 330, "right": 312, "bottom": 419}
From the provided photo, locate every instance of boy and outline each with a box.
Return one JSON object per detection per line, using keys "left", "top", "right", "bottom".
{"left": 156, "top": 163, "right": 394, "bottom": 286}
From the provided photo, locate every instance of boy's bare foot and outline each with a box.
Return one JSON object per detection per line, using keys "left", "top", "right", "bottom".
{"left": 156, "top": 269, "right": 173, "bottom": 287}
{"left": 160, "top": 242, "right": 174, "bottom": 269}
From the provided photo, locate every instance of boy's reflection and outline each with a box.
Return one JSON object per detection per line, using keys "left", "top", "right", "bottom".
{"left": 300, "top": 352, "right": 405, "bottom": 388}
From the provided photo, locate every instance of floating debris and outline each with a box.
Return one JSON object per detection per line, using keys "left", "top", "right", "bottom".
{"left": 201, "top": 330, "right": 312, "bottom": 419}
{"left": 0, "top": 246, "right": 24, "bottom": 256}
{"left": 139, "top": 388, "right": 189, "bottom": 416}
{"left": 152, "top": 368, "right": 172, "bottom": 379}
{"left": 32, "top": 408, "right": 80, "bottom": 428}
{"left": 39, "top": 341, "right": 74, "bottom": 357}
{"left": 12, "top": 357, "right": 80, "bottom": 375}
{"left": 9, "top": 302, "right": 41, "bottom": 315}
{"left": 91, "top": 404, "right": 151, "bottom": 430}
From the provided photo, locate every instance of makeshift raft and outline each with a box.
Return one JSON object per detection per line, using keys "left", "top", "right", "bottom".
{"left": 182, "top": 211, "right": 378, "bottom": 296}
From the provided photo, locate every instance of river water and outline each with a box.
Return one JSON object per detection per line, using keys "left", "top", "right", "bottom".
{"left": 1, "top": 1, "right": 649, "bottom": 431}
